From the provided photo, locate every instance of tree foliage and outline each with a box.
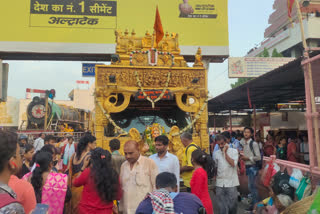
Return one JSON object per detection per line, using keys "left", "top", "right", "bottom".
{"left": 271, "top": 48, "right": 283, "bottom": 57}
{"left": 231, "top": 78, "right": 253, "bottom": 89}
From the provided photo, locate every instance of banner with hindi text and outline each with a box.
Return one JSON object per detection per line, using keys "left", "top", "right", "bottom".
{"left": 0, "top": 0, "right": 228, "bottom": 58}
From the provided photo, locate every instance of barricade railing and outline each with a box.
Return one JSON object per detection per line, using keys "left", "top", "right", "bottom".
{"left": 17, "top": 131, "right": 85, "bottom": 143}
{"left": 263, "top": 155, "right": 320, "bottom": 189}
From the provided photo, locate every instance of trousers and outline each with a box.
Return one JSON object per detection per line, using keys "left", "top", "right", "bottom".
{"left": 216, "top": 186, "right": 238, "bottom": 214}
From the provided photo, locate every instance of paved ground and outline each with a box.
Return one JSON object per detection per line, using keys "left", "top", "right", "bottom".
{"left": 210, "top": 190, "right": 251, "bottom": 214}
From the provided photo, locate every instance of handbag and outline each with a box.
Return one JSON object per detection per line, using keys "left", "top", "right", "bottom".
{"left": 289, "top": 168, "right": 303, "bottom": 189}
{"left": 263, "top": 163, "right": 278, "bottom": 187}
{"left": 272, "top": 169, "right": 295, "bottom": 199}
{"left": 295, "top": 177, "right": 312, "bottom": 200}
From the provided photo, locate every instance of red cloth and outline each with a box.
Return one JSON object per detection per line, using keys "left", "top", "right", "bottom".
{"left": 263, "top": 163, "right": 276, "bottom": 187}
{"left": 239, "top": 159, "right": 246, "bottom": 175}
{"left": 264, "top": 145, "right": 275, "bottom": 157}
{"left": 264, "top": 141, "right": 275, "bottom": 156}
{"left": 288, "top": 0, "right": 295, "bottom": 18}
{"left": 190, "top": 168, "right": 214, "bottom": 214}
{"left": 73, "top": 168, "right": 122, "bottom": 214}
{"left": 287, "top": 142, "right": 298, "bottom": 162}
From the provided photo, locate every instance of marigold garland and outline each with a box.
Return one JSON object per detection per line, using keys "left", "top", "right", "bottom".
{"left": 134, "top": 71, "right": 171, "bottom": 108}
{"left": 169, "top": 96, "right": 209, "bottom": 137}
{"left": 97, "top": 101, "right": 128, "bottom": 135}
{"left": 97, "top": 96, "right": 208, "bottom": 138}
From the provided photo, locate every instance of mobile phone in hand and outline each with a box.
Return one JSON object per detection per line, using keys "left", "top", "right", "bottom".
{"left": 32, "top": 204, "right": 49, "bottom": 214}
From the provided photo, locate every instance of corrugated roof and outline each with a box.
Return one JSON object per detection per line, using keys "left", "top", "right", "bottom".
{"left": 208, "top": 57, "right": 305, "bottom": 113}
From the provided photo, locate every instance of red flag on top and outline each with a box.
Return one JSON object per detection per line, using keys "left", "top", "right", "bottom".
{"left": 287, "top": 0, "right": 295, "bottom": 18}
{"left": 154, "top": 6, "right": 164, "bottom": 45}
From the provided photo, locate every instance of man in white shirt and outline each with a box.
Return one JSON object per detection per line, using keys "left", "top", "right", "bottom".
{"left": 120, "top": 140, "right": 158, "bottom": 214}
{"left": 300, "top": 135, "right": 309, "bottom": 164}
{"left": 149, "top": 135, "right": 180, "bottom": 190}
{"left": 33, "top": 133, "right": 45, "bottom": 152}
{"left": 213, "top": 134, "right": 239, "bottom": 214}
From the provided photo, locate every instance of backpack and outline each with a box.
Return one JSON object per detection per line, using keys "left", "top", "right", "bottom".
{"left": 185, "top": 143, "right": 200, "bottom": 156}
{"left": 185, "top": 144, "right": 215, "bottom": 179}
{"left": 151, "top": 193, "right": 207, "bottom": 214}
{"left": 169, "top": 193, "right": 207, "bottom": 214}
{"left": 295, "top": 177, "right": 312, "bottom": 200}
{"left": 249, "top": 140, "right": 263, "bottom": 170}
{"left": 272, "top": 170, "right": 295, "bottom": 199}
{"left": 0, "top": 193, "right": 20, "bottom": 209}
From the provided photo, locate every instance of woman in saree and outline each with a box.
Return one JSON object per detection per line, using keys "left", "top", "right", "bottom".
{"left": 69, "top": 134, "right": 97, "bottom": 213}
{"left": 23, "top": 151, "right": 69, "bottom": 214}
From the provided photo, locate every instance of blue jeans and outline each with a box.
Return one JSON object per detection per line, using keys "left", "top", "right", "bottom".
{"left": 246, "top": 166, "right": 259, "bottom": 206}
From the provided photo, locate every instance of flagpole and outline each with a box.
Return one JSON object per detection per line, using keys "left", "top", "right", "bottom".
{"left": 294, "top": 0, "right": 307, "bottom": 49}
{"left": 294, "top": 0, "right": 320, "bottom": 168}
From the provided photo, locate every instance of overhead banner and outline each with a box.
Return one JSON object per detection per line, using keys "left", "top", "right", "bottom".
{"left": 228, "top": 57, "right": 295, "bottom": 78}
{"left": 0, "top": 0, "right": 228, "bottom": 58}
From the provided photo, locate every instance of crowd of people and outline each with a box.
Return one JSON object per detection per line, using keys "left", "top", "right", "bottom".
{"left": 0, "top": 131, "right": 216, "bottom": 214}
{"left": 211, "top": 129, "right": 310, "bottom": 164}
{"left": 0, "top": 127, "right": 313, "bottom": 214}
{"left": 209, "top": 128, "right": 317, "bottom": 213}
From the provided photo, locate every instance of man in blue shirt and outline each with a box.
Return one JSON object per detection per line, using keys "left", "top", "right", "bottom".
{"left": 149, "top": 135, "right": 180, "bottom": 190}
{"left": 136, "top": 172, "right": 204, "bottom": 214}
{"left": 213, "top": 131, "right": 243, "bottom": 159}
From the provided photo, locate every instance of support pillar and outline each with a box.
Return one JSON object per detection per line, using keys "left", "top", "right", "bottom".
{"left": 254, "top": 105, "right": 257, "bottom": 140}
{"left": 95, "top": 97, "right": 106, "bottom": 149}
{"left": 214, "top": 113, "right": 216, "bottom": 134}
{"left": 229, "top": 109, "right": 232, "bottom": 133}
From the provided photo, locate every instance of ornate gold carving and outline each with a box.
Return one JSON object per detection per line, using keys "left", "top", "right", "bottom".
{"left": 95, "top": 29, "right": 210, "bottom": 156}
{"left": 135, "top": 71, "right": 171, "bottom": 108}
{"left": 131, "top": 53, "right": 148, "bottom": 66}
{"left": 96, "top": 67, "right": 205, "bottom": 88}
{"left": 115, "top": 30, "right": 185, "bottom": 66}
{"left": 103, "top": 93, "right": 132, "bottom": 113}
{"left": 157, "top": 54, "right": 174, "bottom": 66}
{"left": 175, "top": 93, "right": 200, "bottom": 113}
{"left": 168, "top": 126, "right": 184, "bottom": 163}
{"left": 129, "top": 128, "right": 141, "bottom": 142}
{"left": 129, "top": 128, "right": 149, "bottom": 154}
{"left": 193, "top": 47, "right": 204, "bottom": 67}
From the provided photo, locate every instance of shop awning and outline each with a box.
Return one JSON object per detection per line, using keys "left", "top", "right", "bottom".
{"left": 208, "top": 57, "right": 305, "bottom": 113}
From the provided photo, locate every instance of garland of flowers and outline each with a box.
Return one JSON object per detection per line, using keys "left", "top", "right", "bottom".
{"left": 96, "top": 101, "right": 128, "bottom": 135}
{"left": 96, "top": 95, "right": 208, "bottom": 137}
{"left": 170, "top": 96, "right": 209, "bottom": 137}
{"left": 130, "top": 48, "right": 175, "bottom": 66}
{"left": 134, "top": 71, "right": 171, "bottom": 108}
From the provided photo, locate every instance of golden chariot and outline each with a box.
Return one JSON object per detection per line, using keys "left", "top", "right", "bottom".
{"left": 94, "top": 29, "right": 209, "bottom": 161}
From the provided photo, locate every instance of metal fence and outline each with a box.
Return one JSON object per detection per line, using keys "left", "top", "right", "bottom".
{"left": 17, "top": 131, "right": 85, "bottom": 144}
{"left": 261, "top": 54, "right": 320, "bottom": 192}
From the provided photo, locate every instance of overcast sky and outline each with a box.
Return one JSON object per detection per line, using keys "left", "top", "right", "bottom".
{"left": 5, "top": 0, "right": 274, "bottom": 100}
